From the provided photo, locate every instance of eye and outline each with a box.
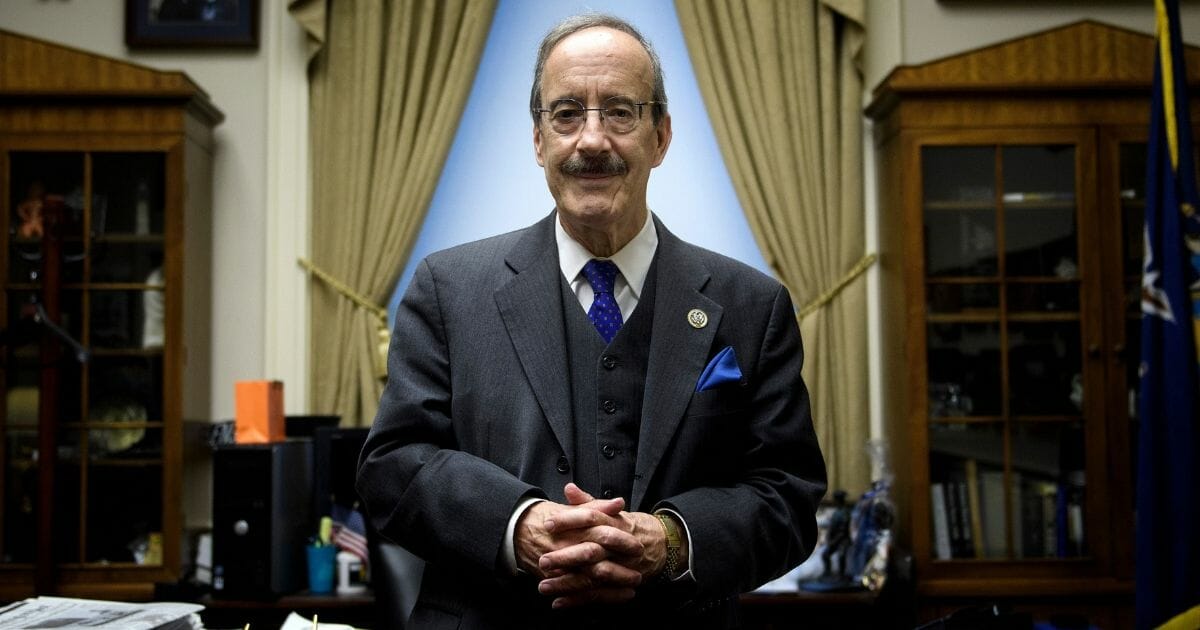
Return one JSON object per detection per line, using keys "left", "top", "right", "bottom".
{"left": 605, "top": 105, "right": 636, "bottom": 121}
{"left": 549, "top": 100, "right": 584, "bottom": 122}
{"left": 552, "top": 108, "right": 583, "bottom": 122}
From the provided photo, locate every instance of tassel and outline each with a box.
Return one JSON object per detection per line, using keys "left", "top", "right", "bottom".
{"left": 375, "top": 324, "right": 391, "bottom": 380}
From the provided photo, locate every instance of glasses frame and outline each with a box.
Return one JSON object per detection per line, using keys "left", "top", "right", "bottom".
{"left": 533, "top": 96, "right": 665, "bottom": 136}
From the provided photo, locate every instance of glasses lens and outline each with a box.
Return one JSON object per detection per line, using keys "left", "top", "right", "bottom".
{"left": 549, "top": 100, "right": 584, "bottom": 134}
{"left": 603, "top": 99, "right": 639, "bottom": 134}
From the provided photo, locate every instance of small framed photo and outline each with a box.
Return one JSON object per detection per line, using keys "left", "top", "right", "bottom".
{"left": 125, "top": 0, "right": 259, "bottom": 49}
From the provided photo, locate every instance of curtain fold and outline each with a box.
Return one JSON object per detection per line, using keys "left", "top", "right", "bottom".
{"left": 289, "top": 0, "right": 497, "bottom": 426}
{"left": 675, "top": 0, "right": 869, "bottom": 493}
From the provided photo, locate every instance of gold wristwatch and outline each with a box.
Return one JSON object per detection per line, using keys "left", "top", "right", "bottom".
{"left": 656, "top": 513, "right": 682, "bottom": 580}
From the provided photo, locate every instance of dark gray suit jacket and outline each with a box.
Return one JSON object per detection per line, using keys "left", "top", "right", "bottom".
{"left": 358, "top": 212, "right": 827, "bottom": 628}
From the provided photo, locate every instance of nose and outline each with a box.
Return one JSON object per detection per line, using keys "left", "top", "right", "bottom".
{"left": 575, "top": 110, "right": 610, "bottom": 152}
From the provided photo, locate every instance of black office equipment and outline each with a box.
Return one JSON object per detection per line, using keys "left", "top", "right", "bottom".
{"left": 211, "top": 439, "right": 313, "bottom": 599}
{"left": 312, "top": 426, "right": 368, "bottom": 519}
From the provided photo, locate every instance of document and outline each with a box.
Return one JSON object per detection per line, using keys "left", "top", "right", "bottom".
{"left": 0, "top": 596, "right": 203, "bottom": 630}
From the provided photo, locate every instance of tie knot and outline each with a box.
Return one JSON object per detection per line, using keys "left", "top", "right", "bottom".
{"left": 582, "top": 259, "right": 619, "bottom": 295}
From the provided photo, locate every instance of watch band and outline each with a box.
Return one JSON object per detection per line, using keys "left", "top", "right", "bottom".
{"left": 656, "top": 513, "right": 682, "bottom": 580}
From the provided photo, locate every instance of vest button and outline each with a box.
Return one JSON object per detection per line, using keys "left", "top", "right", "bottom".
{"left": 601, "top": 399, "right": 617, "bottom": 414}
{"left": 556, "top": 456, "right": 570, "bottom": 473}
{"left": 602, "top": 489, "right": 614, "bottom": 499}
{"left": 601, "top": 443, "right": 616, "bottom": 459}
{"left": 601, "top": 355, "right": 617, "bottom": 369}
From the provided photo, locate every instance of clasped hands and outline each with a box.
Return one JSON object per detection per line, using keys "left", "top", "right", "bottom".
{"left": 515, "top": 483, "right": 666, "bottom": 609}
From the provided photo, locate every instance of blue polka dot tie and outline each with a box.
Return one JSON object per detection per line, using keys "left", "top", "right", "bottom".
{"left": 583, "top": 259, "right": 623, "bottom": 343}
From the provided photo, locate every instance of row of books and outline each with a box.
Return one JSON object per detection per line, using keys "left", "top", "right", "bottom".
{"left": 930, "top": 458, "right": 1085, "bottom": 560}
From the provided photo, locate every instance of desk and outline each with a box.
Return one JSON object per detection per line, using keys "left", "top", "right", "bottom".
{"left": 196, "top": 587, "right": 910, "bottom": 629}
{"left": 199, "top": 591, "right": 375, "bottom": 629}
{"left": 740, "top": 588, "right": 914, "bottom": 629}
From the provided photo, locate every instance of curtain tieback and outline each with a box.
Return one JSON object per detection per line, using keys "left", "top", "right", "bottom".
{"left": 298, "top": 257, "right": 391, "bottom": 379}
{"left": 795, "top": 253, "right": 878, "bottom": 320}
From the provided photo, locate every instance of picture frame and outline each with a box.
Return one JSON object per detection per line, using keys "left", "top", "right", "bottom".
{"left": 125, "top": 0, "right": 259, "bottom": 49}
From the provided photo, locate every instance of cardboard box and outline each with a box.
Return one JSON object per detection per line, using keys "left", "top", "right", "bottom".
{"left": 235, "top": 380, "right": 285, "bottom": 443}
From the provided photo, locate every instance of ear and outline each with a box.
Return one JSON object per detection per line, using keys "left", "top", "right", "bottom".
{"left": 533, "top": 122, "right": 546, "bottom": 167}
{"left": 650, "top": 112, "right": 673, "bottom": 168}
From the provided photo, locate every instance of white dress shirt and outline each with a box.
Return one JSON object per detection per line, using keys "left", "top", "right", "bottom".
{"left": 502, "top": 211, "right": 694, "bottom": 582}
{"left": 556, "top": 210, "right": 658, "bottom": 320}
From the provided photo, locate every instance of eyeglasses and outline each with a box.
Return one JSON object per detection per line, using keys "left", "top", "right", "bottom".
{"left": 533, "top": 96, "right": 663, "bottom": 136}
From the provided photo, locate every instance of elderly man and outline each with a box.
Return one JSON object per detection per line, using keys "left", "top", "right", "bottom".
{"left": 357, "top": 13, "right": 827, "bottom": 629}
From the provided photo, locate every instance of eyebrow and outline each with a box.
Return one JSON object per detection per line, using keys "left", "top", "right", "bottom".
{"left": 548, "top": 94, "right": 639, "bottom": 105}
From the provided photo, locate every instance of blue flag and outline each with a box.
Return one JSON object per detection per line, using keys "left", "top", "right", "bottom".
{"left": 1137, "top": 1, "right": 1200, "bottom": 628}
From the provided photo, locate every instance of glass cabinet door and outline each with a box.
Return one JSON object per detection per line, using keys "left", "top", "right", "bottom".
{"left": 923, "top": 144, "right": 1088, "bottom": 562}
{"left": 2, "top": 150, "right": 167, "bottom": 568}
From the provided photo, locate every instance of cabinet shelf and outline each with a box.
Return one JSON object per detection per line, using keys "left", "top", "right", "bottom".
{"left": 925, "top": 277, "right": 1078, "bottom": 285}
{"left": 63, "top": 421, "right": 164, "bottom": 429}
{"left": 925, "top": 200, "right": 995, "bottom": 211}
{"left": 926, "top": 312, "right": 1079, "bottom": 323}
{"left": 92, "top": 234, "right": 164, "bottom": 244}
{"left": 88, "top": 348, "right": 164, "bottom": 358}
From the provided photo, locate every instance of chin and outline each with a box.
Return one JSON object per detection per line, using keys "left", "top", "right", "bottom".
{"left": 560, "top": 195, "right": 620, "bottom": 220}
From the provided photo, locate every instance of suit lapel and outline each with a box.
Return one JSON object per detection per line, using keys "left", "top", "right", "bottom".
{"left": 494, "top": 213, "right": 574, "bottom": 458}
{"left": 632, "top": 219, "right": 723, "bottom": 509}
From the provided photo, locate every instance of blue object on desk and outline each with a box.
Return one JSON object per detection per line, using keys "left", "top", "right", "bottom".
{"left": 306, "top": 544, "right": 336, "bottom": 594}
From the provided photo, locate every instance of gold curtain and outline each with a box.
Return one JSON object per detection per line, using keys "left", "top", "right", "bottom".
{"left": 675, "top": 0, "right": 869, "bottom": 493}
{"left": 288, "top": 0, "right": 497, "bottom": 426}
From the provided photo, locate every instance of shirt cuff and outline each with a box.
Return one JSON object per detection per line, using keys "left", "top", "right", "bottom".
{"left": 504, "top": 497, "right": 545, "bottom": 576}
{"left": 654, "top": 507, "right": 695, "bottom": 583}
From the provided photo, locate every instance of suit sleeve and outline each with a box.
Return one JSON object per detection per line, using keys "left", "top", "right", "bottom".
{"left": 657, "top": 284, "right": 827, "bottom": 599}
{"left": 356, "top": 259, "right": 545, "bottom": 574}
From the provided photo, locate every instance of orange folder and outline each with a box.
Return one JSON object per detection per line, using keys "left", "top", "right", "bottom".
{"left": 235, "top": 380, "right": 285, "bottom": 444}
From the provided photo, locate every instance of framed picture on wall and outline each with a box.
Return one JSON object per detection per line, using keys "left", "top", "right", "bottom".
{"left": 125, "top": 0, "right": 259, "bottom": 49}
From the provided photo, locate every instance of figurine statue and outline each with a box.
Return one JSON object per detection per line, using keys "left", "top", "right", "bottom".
{"left": 821, "top": 489, "right": 852, "bottom": 579}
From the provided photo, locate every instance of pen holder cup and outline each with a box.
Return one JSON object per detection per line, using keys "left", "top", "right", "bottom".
{"left": 306, "top": 544, "right": 337, "bottom": 594}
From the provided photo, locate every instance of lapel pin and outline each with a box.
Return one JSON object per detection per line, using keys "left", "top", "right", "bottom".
{"left": 687, "top": 308, "right": 708, "bottom": 329}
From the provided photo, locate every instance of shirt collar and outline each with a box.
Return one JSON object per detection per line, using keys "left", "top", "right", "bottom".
{"left": 556, "top": 211, "right": 658, "bottom": 298}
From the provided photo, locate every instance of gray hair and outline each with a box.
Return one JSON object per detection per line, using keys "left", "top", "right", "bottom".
{"left": 529, "top": 14, "right": 668, "bottom": 126}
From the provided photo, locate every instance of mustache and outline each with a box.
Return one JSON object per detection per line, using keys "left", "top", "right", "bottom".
{"left": 559, "top": 154, "right": 627, "bottom": 177}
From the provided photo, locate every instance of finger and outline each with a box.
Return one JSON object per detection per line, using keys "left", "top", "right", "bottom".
{"left": 538, "top": 561, "right": 641, "bottom": 595}
{"left": 563, "top": 483, "right": 594, "bottom": 504}
{"left": 540, "top": 528, "right": 643, "bottom": 574}
{"left": 539, "top": 541, "right": 607, "bottom": 572}
{"left": 545, "top": 501, "right": 624, "bottom": 533}
{"left": 563, "top": 483, "right": 624, "bottom": 517}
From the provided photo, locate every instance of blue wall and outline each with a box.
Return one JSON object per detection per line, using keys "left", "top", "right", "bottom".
{"left": 389, "top": 0, "right": 769, "bottom": 319}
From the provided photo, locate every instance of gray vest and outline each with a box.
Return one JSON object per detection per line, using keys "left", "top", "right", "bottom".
{"left": 560, "top": 260, "right": 657, "bottom": 503}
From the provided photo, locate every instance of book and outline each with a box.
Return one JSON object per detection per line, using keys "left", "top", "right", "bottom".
{"left": 979, "top": 468, "right": 1007, "bottom": 558}
{"left": 930, "top": 482, "right": 953, "bottom": 560}
{"left": 1011, "top": 471, "right": 1024, "bottom": 558}
{"left": 944, "top": 478, "right": 963, "bottom": 557}
{"left": 1040, "top": 482, "right": 1059, "bottom": 557}
{"left": 1056, "top": 483, "right": 1069, "bottom": 557}
{"left": 964, "top": 459, "right": 985, "bottom": 558}
{"left": 955, "top": 480, "right": 975, "bottom": 558}
{"left": 1017, "top": 477, "right": 1043, "bottom": 558}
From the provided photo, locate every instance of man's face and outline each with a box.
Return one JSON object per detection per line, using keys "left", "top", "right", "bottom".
{"left": 533, "top": 27, "right": 672, "bottom": 237}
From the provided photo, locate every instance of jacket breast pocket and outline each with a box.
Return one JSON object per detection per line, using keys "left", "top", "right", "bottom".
{"left": 683, "top": 384, "right": 748, "bottom": 419}
{"left": 679, "top": 387, "right": 750, "bottom": 481}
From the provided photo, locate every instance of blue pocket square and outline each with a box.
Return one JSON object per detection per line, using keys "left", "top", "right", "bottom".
{"left": 696, "top": 346, "right": 742, "bottom": 392}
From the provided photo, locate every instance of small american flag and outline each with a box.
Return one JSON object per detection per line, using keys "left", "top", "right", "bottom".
{"left": 331, "top": 503, "right": 370, "bottom": 565}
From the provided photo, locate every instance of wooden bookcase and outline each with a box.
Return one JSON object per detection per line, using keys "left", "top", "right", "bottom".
{"left": 0, "top": 30, "right": 220, "bottom": 600}
{"left": 867, "top": 21, "right": 1200, "bottom": 626}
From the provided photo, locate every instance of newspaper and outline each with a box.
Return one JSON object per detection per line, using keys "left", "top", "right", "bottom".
{"left": 0, "top": 596, "right": 203, "bottom": 630}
